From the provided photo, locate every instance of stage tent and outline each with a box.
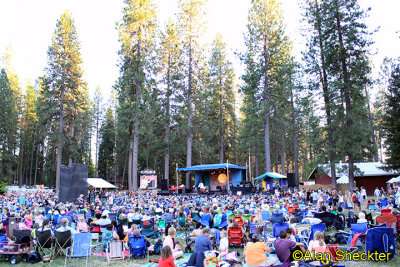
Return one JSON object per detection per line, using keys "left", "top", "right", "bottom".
{"left": 84, "top": 178, "right": 117, "bottom": 189}
{"left": 253, "top": 172, "right": 287, "bottom": 190}
{"left": 387, "top": 176, "right": 400, "bottom": 184}
{"left": 177, "top": 163, "right": 247, "bottom": 188}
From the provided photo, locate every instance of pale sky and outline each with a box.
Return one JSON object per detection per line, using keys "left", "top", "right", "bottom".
{"left": 1, "top": 0, "right": 399, "bottom": 101}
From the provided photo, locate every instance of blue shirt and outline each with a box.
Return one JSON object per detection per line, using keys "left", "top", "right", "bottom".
{"left": 194, "top": 234, "right": 212, "bottom": 254}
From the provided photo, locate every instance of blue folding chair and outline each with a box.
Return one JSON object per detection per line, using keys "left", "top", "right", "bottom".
{"left": 310, "top": 223, "right": 326, "bottom": 240}
{"left": 200, "top": 214, "right": 211, "bottom": 228}
{"left": 219, "top": 214, "right": 228, "bottom": 229}
{"left": 272, "top": 223, "right": 289, "bottom": 238}
{"left": 261, "top": 211, "right": 271, "bottom": 224}
{"left": 271, "top": 213, "right": 284, "bottom": 224}
{"left": 64, "top": 233, "right": 94, "bottom": 267}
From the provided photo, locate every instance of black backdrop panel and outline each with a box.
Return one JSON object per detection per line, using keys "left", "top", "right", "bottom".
{"left": 287, "top": 173, "right": 297, "bottom": 188}
{"left": 59, "top": 164, "right": 88, "bottom": 203}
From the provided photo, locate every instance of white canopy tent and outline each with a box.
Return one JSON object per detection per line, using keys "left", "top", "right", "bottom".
{"left": 85, "top": 178, "right": 117, "bottom": 189}
{"left": 387, "top": 176, "right": 400, "bottom": 184}
{"left": 336, "top": 175, "right": 349, "bottom": 184}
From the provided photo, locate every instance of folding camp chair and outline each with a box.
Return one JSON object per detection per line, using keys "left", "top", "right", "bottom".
{"left": 310, "top": 223, "right": 326, "bottom": 240}
{"left": 54, "top": 230, "right": 72, "bottom": 257}
{"left": 365, "top": 227, "right": 395, "bottom": 260}
{"left": 64, "top": 233, "right": 94, "bottom": 267}
{"left": 140, "top": 220, "right": 158, "bottom": 238}
{"left": 191, "top": 212, "right": 201, "bottom": 223}
{"left": 271, "top": 213, "right": 284, "bottom": 224}
{"left": 381, "top": 208, "right": 391, "bottom": 216}
{"left": 13, "top": 229, "right": 31, "bottom": 241}
{"left": 261, "top": 211, "right": 271, "bottom": 225}
{"left": 35, "top": 229, "right": 55, "bottom": 259}
{"left": 294, "top": 223, "right": 312, "bottom": 245}
{"left": 106, "top": 240, "right": 125, "bottom": 263}
{"left": 380, "top": 199, "right": 388, "bottom": 209}
{"left": 219, "top": 214, "right": 228, "bottom": 229}
{"left": 272, "top": 223, "right": 289, "bottom": 238}
{"left": 339, "top": 223, "right": 368, "bottom": 253}
{"left": 200, "top": 214, "right": 211, "bottom": 228}
{"left": 376, "top": 214, "right": 397, "bottom": 234}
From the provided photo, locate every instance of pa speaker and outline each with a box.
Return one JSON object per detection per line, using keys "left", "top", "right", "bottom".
{"left": 287, "top": 173, "right": 297, "bottom": 188}
{"left": 160, "top": 179, "right": 168, "bottom": 191}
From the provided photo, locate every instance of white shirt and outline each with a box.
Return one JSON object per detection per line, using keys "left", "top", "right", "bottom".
{"left": 219, "top": 237, "right": 229, "bottom": 252}
{"left": 374, "top": 189, "right": 380, "bottom": 197}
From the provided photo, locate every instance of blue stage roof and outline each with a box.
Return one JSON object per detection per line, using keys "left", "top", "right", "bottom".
{"left": 177, "top": 163, "right": 247, "bottom": 171}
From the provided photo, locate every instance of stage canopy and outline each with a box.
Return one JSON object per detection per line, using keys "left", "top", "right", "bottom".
{"left": 85, "top": 178, "right": 117, "bottom": 189}
{"left": 177, "top": 163, "right": 247, "bottom": 172}
{"left": 336, "top": 175, "right": 349, "bottom": 184}
{"left": 177, "top": 163, "right": 247, "bottom": 188}
{"left": 254, "top": 172, "right": 287, "bottom": 180}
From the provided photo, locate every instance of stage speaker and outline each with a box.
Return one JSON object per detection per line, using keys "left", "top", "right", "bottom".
{"left": 287, "top": 173, "right": 297, "bottom": 188}
{"left": 160, "top": 179, "right": 168, "bottom": 191}
{"left": 59, "top": 163, "right": 88, "bottom": 203}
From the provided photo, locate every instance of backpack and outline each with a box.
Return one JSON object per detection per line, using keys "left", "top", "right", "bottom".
{"left": 28, "top": 251, "right": 42, "bottom": 264}
{"left": 214, "top": 214, "right": 222, "bottom": 227}
{"left": 16, "top": 234, "right": 30, "bottom": 244}
{"left": 129, "top": 236, "right": 147, "bottom": 258}
{"left": 153, "top": 238, "right": 163, "bottom": 255}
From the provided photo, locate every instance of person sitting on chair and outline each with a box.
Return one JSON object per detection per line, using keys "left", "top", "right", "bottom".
{"left": 244, "top": 233, "right": 278, "bottom": 267}
{"left": 56, "top": 218, "right": 76, "bottom": 236}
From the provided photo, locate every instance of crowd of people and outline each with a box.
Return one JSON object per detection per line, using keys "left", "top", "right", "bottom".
{"left": 0, "top": 185, "right": 399, "bottom": 266}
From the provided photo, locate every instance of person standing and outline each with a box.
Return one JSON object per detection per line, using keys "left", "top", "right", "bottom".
{"left": 360, "top": 187, "right": 367, "bottom": 207}
{"left": 374, "top": 187, "right": 380, "bottom": 202}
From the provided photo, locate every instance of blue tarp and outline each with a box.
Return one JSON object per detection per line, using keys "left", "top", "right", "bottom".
{"left": 177, "top": 163, "right": 247, "bottom": 172}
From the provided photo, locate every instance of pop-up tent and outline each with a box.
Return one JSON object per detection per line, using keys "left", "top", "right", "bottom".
{"left": 254, "top": 172, "right": 287, "bottom": 190}
{"left": 387, "top": 176, "right": 400, "bottom": 184}
{"left": 336, "top": 175, "right": 349, "bottom": 184}
{"left": 84, "top": 178, "right": 117, "bottom": 189}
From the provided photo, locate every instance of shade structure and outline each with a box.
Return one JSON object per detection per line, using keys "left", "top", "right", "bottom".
{"left": 177, "top": 163, "right": 247, "bottom": 171}
{"left": 336, "top": 175, "right": 349, "bottom": 184}
{"left": 253, "top": 172, "right": 287, "bottom": 180}
{"left": 387, "top": 176, "right": 400, "bottom": 184}
{"left": 85, "top": 178, "right": 117, "bottom": 189}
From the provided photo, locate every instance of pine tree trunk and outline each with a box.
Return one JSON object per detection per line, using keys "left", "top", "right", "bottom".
{"left": 254, "top": 143, "right": 259, "bottom": 178}
{"left": 165, "top": 54, "right": 171, "bottom": 183}
{"left": 29, "top": 139, "right": 35, "bottom": 186}
{"left": 280, "top": 130, "right": 286, "bottom": 175}
{"left": 95, "top": 100, "right": 100, "bottom": 177}
{"left": 364, "top": 87, "right": 379, "bottom": 162}
{"left": 186, "top": 40, "right": 193, "bottom": 189}
{"left": 128, "top": 140, "right": 133, "bottom": 191}
{"left": 335, "top": 2, "right": 354, "bottom": 191}
{"left": 132, "top": 41, "right": 141, "bottom": 192}
{"left": 290, "top": 89, "right": 299, "bottom": 185}
{"left": 18, "top": 143, "right": 24, "bottom": 187}
{"left": 69, "top": 125, "right": 74, "bottom": 167}
{"left": 263, "top": 44, "right": 271, "bottom": 172}
{"left": 219, "top": 80, "right": 224, "bottom": 163}
{"left": 34, "top": 144, "right": 39, "bottom": 186}
{"left": 55, "top": 86, "right": 64, "bottom": 194}
{"left": 315, "top": 0, "right": 337, "bottom": 189}
{"left": 249, "top": 148, "right": 253, "bottom": 179}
